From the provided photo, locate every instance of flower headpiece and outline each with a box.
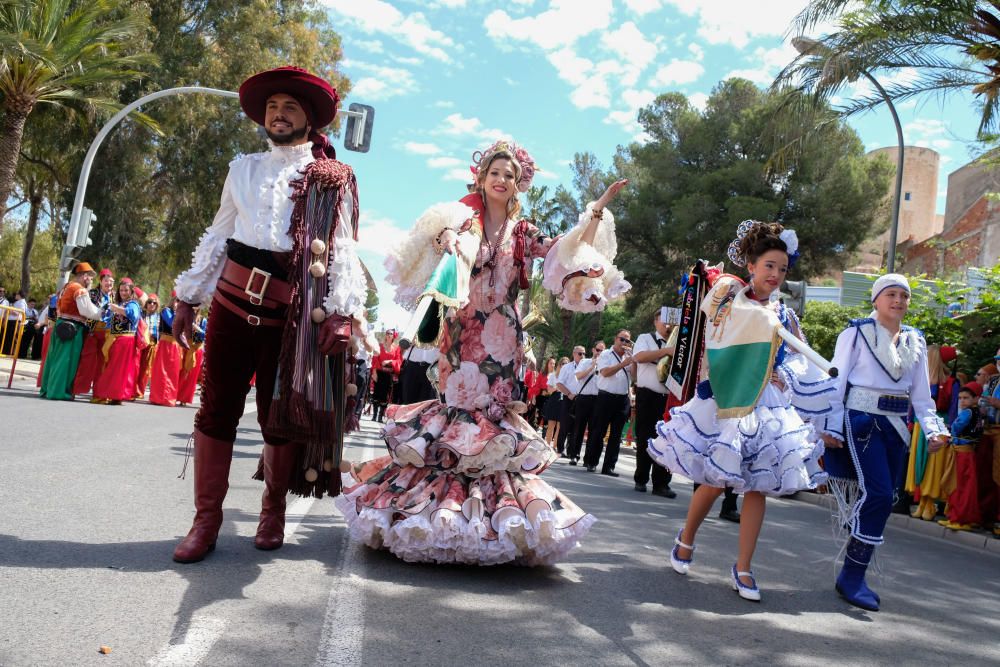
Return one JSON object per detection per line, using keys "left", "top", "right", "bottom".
{"left": 469, "top": 139, "right": 537, "bottom": 193}
{"left": 726, "top": 220, "right": 800, "bottom": 269}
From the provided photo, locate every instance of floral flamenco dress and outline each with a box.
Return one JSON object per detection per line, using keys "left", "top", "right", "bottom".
{"left": 335, "top": 196, "right": 629, "bottom": 565}
{"left": 649, "top": 277, "right": 835, "bottom": 496}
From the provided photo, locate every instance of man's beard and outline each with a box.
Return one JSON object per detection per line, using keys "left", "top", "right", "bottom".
{"left": 266, "top": 124, "right": 308, "bottom": 145}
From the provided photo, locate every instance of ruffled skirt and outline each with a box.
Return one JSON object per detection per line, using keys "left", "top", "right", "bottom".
{"left": 649, "top": 383, "right": 827, "bottom": 496}
{"left": 336, "top": 399, "right": 596, "bottom": 565}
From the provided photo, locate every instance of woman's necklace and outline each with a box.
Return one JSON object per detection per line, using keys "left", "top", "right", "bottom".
{"left": 482, "top": 213, "right": 509, "bottom": 304}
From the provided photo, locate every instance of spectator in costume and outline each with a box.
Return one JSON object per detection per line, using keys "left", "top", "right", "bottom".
{"left": 39, "top": 264, "right": 105, "bottom": 400}
{"left": 92, "top": 278, "right": 142, "bottom": 405}
{"left": 975, "top": 357, "right": 1000, "bottom": 537}
{"left": 150, "top": 294, "right": 183, "bottom": 406}
{"left": 73, "top": 267, "right": 113, "bottom": 395}
{"left": 177, "top": 312, "right": 207, "bottom": 406}
{"left": 939, "top": 382, "right": 984, "bottom": 531}
{"left": 371, "top": 330, "right": 401, "bottom": 422}
{"left": 134, "top": 293, "right": 161, "bottom": 399}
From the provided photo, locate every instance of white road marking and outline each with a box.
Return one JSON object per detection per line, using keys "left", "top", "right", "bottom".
{"left": 283, "top": 496, "right": 315, "bottom": 541}
{"left": 147, "top": 616, "right": 226, "bottom": 667}
{"left": 313, "top": 437, "right": 380, "bottom": 667}
{"left": 313, "top": 537, "right": 367, "bottom": 667}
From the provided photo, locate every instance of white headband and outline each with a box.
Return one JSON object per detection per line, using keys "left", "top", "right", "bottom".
{"left": 871, "top": 273, "right": 910, "bottom": 302}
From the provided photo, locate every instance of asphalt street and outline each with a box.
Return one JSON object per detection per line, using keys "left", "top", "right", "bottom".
{"left": 1, "top": 383, "right": 999, "bottom": 667}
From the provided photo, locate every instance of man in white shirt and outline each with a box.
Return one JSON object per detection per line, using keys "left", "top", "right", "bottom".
{"left": 630, "top": 309, "right": 677, "bottom": 497}
{"left": 2, "top": 289, "right": 27, "bottom": 355}
{"left": 584, "top": 329, "right": 634, "bottom": 475}
{"left": 554, "top": 345, "right": 585, "bottom": 456}
{"left": 568, "top": 340, "right": 605, "bottom": 465}
{"left": 170, "top": 66, "right": 368, "bottom": 564}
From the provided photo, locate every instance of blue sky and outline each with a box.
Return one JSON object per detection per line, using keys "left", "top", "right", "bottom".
{"left": 319, "top": 0, "right": 984, "bottom": 329}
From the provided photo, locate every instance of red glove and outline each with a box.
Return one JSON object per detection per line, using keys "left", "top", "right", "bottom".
{"left": 173, "top": 301, "right": 197, "bottom": 350}
{"left": 318, "top": 313, "right": 352, "bottom": 356}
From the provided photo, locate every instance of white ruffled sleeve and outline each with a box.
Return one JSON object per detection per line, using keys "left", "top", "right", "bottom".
{"left": 323, "top": 190, "right": 367, "bottom": 318}
{"left": 384, "top": 201, "right": 475, "bottom": 310}
{"left": 174, "top": 168, "right": 237, "bottom": 305}
{"left": 541, "top": 202, "right": 631, "bottom": 312}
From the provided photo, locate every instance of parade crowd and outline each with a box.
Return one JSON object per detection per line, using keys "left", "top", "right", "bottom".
{"left": 11, "top": 65, "right": 998, "bottom": 618}
{"left": 6, "top": 267, "right": 209, "bottom": 408}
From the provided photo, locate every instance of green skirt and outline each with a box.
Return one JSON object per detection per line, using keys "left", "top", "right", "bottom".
{"left": 39, "top": 320, "right": 86, "bottom": 401}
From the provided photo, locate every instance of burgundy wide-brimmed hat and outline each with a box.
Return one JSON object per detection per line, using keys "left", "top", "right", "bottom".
{"left": 238, "top": 66, "right": 339, "bottom": 130}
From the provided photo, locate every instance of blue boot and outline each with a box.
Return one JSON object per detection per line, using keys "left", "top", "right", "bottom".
{"left": 835, "top": 538, "right": 879, "bottom": 611}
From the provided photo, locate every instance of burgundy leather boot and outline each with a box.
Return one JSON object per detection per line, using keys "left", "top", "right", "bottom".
{"left": 173, "top": 430, "right": 234, "bottom": 563}
{"left": 254, "top": 442, "right": 299, "bottom": 550}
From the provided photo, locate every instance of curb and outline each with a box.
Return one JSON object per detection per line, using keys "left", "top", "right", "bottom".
{"left": 790, "top": 489, "right": 1000, "bottom": 555}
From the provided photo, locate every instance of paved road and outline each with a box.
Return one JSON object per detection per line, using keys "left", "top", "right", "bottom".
{"left": 1, "top": 385, "right": 999, "bottom": 666}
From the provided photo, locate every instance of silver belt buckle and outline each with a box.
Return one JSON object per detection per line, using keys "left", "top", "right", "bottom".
{"left": 244, "top": 267, "right": 271, "bottom": 306}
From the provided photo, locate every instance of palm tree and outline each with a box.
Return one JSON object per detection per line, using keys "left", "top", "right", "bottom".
{"left": 777, "top": 0, "right": 1000, "bottom": 135}
{"left": 0, "top": 0, "right": 152, "bottom": 235}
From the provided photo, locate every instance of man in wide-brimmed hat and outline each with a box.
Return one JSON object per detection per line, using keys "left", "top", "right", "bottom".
{"left": 171, "top": 66, "right": 368, "bottom": 563}
{"left": 40, "top": 262, "right": 106, "bottom": 401}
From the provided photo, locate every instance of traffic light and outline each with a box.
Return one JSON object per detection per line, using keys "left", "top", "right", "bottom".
{"left": 344, "top": 103, "right": 375, "bottom": 153}
{"left": 58, "top": 207, "right": 96, "bottom": 277}
{"left": 781, "top": 280, "right": 806, "bottom": 315}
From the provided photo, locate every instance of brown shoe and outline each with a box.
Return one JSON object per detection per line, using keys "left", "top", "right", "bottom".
{"left": 254, "top": 442, "right": 299, "bottom": 551}
{"left": 173, "top": 430, "right": 234, "bottom": 563}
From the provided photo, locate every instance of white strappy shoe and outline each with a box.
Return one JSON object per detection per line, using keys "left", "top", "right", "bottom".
{"left": 670, "top": 528, "right": 695, "bottom": 575}
{"left": 731, "top": 565, "right": 761, "bottom": 602}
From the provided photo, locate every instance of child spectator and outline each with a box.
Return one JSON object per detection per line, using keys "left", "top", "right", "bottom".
{"left": 940, "top": 382, "right": 985, "bottom": 530}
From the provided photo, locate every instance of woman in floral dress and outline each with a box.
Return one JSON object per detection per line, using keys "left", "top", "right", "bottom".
{"left": 336, "top": 140, "right": 630, "bottom": 565}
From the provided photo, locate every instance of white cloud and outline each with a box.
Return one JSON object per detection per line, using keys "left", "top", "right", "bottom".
{"left": 444, "top": 167, "right": 473, "bottom": 182}
{"left": 605, "top": 88, "right": 656, "bottom": 134}
{"left": 903, "top": 119, "right": 955, "bottom": 151}
{"left": 433, "top": 100, "right": 455, "bottom": 108}
{"left": 662, "top": 0, "right": 809, "bottom": 49}
{"left": 599, "top": 21, "right": 659, "bottom": 86}
{"left": 437, "top": 112, "right": 509, "bottom": 142}
{"left": 724, "top": 67, "right": 773, "bottom": 86}
{"left": 688, "top": 92, "right": 709, "bottom": 111}
{"left": 356, "top": 212, "right": 410, "bottom": 256}
{"left": 484, "top": 0, "right": 614, "bottom": 51}
{"left": 625, "top": 0, "right": 662, "bottom": 15}
{"left": 348, "top": 63, "right": 418, "bottom": 101}
{"left": 547, "top": 48, "right": 594, "bottom": 86}
{"left": 319, "top": 0, "right": 456, "bottom": 62}
{"left": 688, "top": 43, "right": 705, "bottom": 61}
{"left": 427, "top": 156, "right": 464, "bottom": 168}
{"left": 651, "top": 59, "right": 704, "bottom": 86}
{"left": 569, "top": 75, "right": 612, "bottom": 110}
{"left": 402, "top": 141, "right": 442, "bottom": 155}
{"left": 352, "top": 39, "right": 383, "bottom": 53}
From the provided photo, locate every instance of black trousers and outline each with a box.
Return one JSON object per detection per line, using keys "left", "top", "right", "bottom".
{"left": 584, "top": 390, "right": 629, "bottom": 471}
{"left": 570, "top": 394, "right": 597, "bottom": 460}
{"left": 354, "top": 363, "right": 370, "bottom": 418}
{"left": 398, "top": 360, "right": 437, "bottom": 404}
{"left": 556, "top": 396, "right": 575, "bottom": 454}
{"left": 634, "top": 387, "right": 672, "bottom": 489}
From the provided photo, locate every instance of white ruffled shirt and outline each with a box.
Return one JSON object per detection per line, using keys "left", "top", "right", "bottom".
{"left": 174, "top": 141, "right": 366, "bottom": 318}
{"left": 823, "top": 319, "right": 946, "bottom": 440}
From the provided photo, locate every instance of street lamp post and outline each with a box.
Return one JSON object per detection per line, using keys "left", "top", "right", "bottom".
{"left": 791, "top": 37, "right": 905, "bottom": 273}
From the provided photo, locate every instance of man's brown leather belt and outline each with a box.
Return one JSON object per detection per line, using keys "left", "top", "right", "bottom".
{"left": 213, "top": 259, "right": 292, "bottom": 328}
{"left": 219, "top": 259, "right": 292, "bottom": 308}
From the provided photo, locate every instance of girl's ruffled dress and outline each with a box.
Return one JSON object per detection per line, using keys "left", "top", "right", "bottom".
{"left": 335, "top": 200, "right": 628, "bottom": 565}
{"left": 649, "top": 289, "right": 835, "bottom": 496}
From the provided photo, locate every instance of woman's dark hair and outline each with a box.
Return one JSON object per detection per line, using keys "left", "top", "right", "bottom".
{"left": 738, "top": 222, "right": 787, "bottom": 264}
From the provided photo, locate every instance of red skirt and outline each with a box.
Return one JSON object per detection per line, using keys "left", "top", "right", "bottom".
{"left": 947, "top": 447, "right": 981, "bottom": 525}
{"left": 177, "top": 344, "right": 204, "bottom": 405}
{"left": 73, "top": 329, "right": 106, "bottom": 395}
{"left": 134, "top": 343, "right": 156, "bottom": 399}
{"left": 35, "top": 328, "right": 51, "bottom": 388}
{"left": 93, "top": 334, "right": 140, "bottom": 401}
{"left": 150, "top": 335, "right": 182, "bottom": 406}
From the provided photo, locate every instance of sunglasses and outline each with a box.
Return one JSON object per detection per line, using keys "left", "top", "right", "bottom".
{"left": 618, "top": 336, "right": 631, "bottom": 343}
{"left": 574, "top": 351, "right": 584, "bottom": 355}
